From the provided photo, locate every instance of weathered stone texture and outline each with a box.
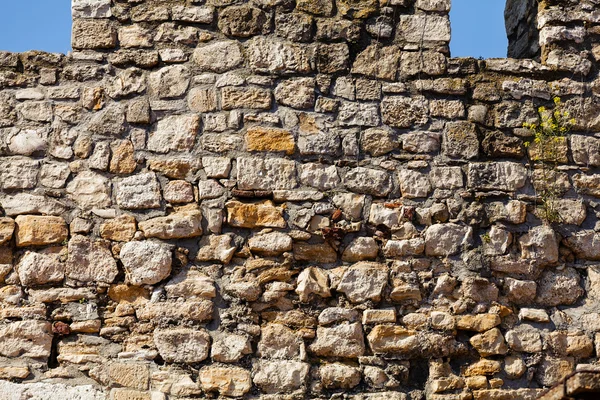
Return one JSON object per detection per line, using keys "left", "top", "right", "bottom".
{"left": 0, "top": 0, "right": 597, "bottom": 398}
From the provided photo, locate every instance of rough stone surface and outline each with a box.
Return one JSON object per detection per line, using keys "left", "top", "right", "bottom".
{"left": 15, "top": 215, "right": 68, "bottom": 247}
{"left": 120, "top": 241, "right": 172, "bottom": 285}
{"left": 66, "top": 235, "right": 118, "bottom": 283}
{"left": 138, "top": 210, "right": 203, "bottom": 239}
{"left": 148, "top": 114, "right": 200, "bottom": 153}
{"left": 0, "top": 1, "right": 597, "bottom": 398}
{"left": 154, "top": 328, "right": 211, "bottom": 363}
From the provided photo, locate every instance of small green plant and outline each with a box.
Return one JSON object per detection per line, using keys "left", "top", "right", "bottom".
{"left": 481, "top": 232, "right": 491, "bottom": 244}
{"left": 524, "top": 97, "right": 575, "bottom": 223}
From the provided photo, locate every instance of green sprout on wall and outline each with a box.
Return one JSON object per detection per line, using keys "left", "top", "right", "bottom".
{"left": 524, "top": 97, "right": 575, "bottom": 223}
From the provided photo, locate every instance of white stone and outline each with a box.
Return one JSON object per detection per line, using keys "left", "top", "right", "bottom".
{"left": 120, "top": 241, "right": 172, "bottom": 286}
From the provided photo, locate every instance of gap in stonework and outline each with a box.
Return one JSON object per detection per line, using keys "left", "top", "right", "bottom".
{"left": 449, "top": 0, "right": 509, "bottom": 59}
{"left": 0, "top": 0, "right": 72, "bottom": 54}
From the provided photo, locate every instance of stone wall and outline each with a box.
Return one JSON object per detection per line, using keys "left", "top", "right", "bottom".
{"left": 0, "top": 0, "right": 600, "bottom": 399}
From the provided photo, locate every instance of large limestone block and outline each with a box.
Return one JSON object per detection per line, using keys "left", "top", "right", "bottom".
{"left": 248, "top": 231, "right": 293, "bottom": 256}
{"left": 148, "top": 114, "right": 200, "bottom": 153}
{"left": 15, "top": 215, "right": 68, "bottom": 247}
{"left": 257, "top": 323, "right": 303, "bottom": 359}
{"left": 154, "top": 328, "right": 211, "bottom": 363}
{"left": 193, "top": 41, "right": 244, "bottom": 72}
{"left": 296, "top": 266, "right": 331, "bottom": 302}
{"left": 136, "top": 300, "right": 213, "bottom": 323}
{"left": 67, "top": 171, "right": 112, "bottom": 209}
{"left": 337, "top": 262, "right": 388, "bottom": 303}
{"left": 0, "top": 381, "right": 106, "bottom": 400}
{"left": 222, "top": 86, "right": 272, "bottom": 110}
{"left": 319, "top": 363, "right": 361, "bottom": 389}
{"left": 17, "top": 248, "right": 65, "bottom": 286}
{"left": 116, "top": 172, "right": 162, "bottom": 209}
{"left": 1, "top": 193, "right": 68, "bottom": 216}
{"left": 72, "top": 0, "right": 112, "bottom": 18}
{"left": 149, "top": 65, "right": 190, "bottom": 99}
{"left": 467, "top": 162, "right": 528, "bottom": 191}
{"left": 165, "top": 269, "right": 216, "bottom": 300}
{"left": 246, "top": 127, "right": 295, "bottom": 155}
{"left": 0, "top": 157, "right": 40, "bottom": 189}
{"left": 211, "top": 332, "right": 252, "bottom": 363}
{"left": 310, "top": 322, "right": 366, "bottom": 358}
{"left": 424, "top": 223, "right": 473, "bottom": 257}
{"left": 275, "top": 78, "right": 315, "bottom": 109}
{"left": 66, "top": 235, "right": 118, "bottom": 284}
{"left": 469, "top": 328, "right": 508, "bottom": 357}
{"left": 107, "top": 362, "right": 149, "bottom": 390}
{"left": 252, "top": 360, "right": 310, "bottom": 394}
{"left": 396, "top": 14, "right": 451, "bottom": 43}
{"left": 367, "top": 325, "right": 418, "bottom": 355}
{"left": 199, "top": 366, "right": 252, "bottom": 397}
{"left": 226, "top": 200, "right": 286, "bottom": 228}
{"left": 0, "top": 320, "right": 52, "bottom": 359}
{"left": 247, "top": 36, "right": 312, "bottom": 74}
{"left": 138, "top": 210, "right": 203, "bottom": 239}
{"left": 120, "top": 241, "right": 172, "bottom": 285}
{"left": 505, "top": 324, "right": 542, "bottom": 353}
{"left": 352, "top": 44, "right": 401, "bottom": 81}
{"left": 381, "top": 96, "right": 429, "bottom": 128}
{"left": 100, "top": 215, "right": 137, "bottom": 242}
{"left": 535, "top": 267, "right": 583, "bottom": 307}
{"left": 236, "top": 157, "right": 297, "bottom": 190}
{"left": 519, "top": 225, "right": 558, "bottom": 266}
{"left": 218, "top": 5, "right": 269, "bottom": 37}
{"left": 72, "top": 19, "right": 117, "bottom": 49}
{"left": 344, "top": 167, "right": 391, "bottom": 197}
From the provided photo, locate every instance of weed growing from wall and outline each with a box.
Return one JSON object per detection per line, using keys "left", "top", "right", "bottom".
{"left": 524, "top": 97, "right": 575, "bottom": 223}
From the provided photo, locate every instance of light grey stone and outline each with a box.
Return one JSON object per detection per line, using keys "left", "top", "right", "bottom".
{"left": 17, "top": 249, "right": 65, "bottom": 287}
{"left": 338, "top": 102, "right": 380, "bottom": 127}
{"left": 0, "top": 320, "right": 52, "bottom": 359}
{"left": 248, "top": 232, "right": 293, "bottom": 256}
{"left": 344, "top": 167, "right": 391, "bottom": 197}
{"left": 310, "top": 322, "right": 366, "bottom": 358}
{"left": 252, "top": 360, "right": 310, "bottom": 394}
{"left": 237, "top": 157, "right": 297, "bottom": 190}
{"left": 149, "top": 65, "right": 190, "bottom": 99}
{"left": 396, "top": 14, "right": 450, "bottom": 43}
{"left": 120, "top": 241, "right": 172, "bottom": 286}
{"left": 154, "top": 328, "right": 211, "bottom": 363}
{"left": 193, "top": 41, "right": 244, "bottom": 72}
{"left": 40, "top": 162, "right": 70, "bottom": 189}
{"left": 398, "top": 169, "right": 431, "bottom": 198}
{"left": 425, "top": 223, "right": 473, "bottom": 256}
{"left": 299, "top": 163, "right": 340, "bottom": 190}
{"left": 0, "top": 193, "right": 68, "bottom": 216}
{"left": 67, "top": 171, "right": 112, "bottom": 209}
{"left": 467, "top": 162, "right": 528, "bottom": 191}
{"left": 72, "top": 0, "right": 112, "bottom": 18}
{"left": 0, "top": 157, "right": 39, "bottom": 189}
{"left": 148, "top": 114, "right": 200, "bottom": 153}
{"left": 116, "top": 172, "right": 162, "bottom": 209}
{"left": 337, "top": 262, "right": 388, "bottom": 303}
{"left": 66, "top": 235, "right": 118, "bottom": 284}
{"left": 5, "top": 128, "right": 47, "bottom": 155}
{"left": 247, "top": 37, "right": 312, "bottom": 74}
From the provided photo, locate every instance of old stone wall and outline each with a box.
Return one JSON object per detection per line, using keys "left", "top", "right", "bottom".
{"left": 0, "top": 0, "right": 600, "bottom": 399}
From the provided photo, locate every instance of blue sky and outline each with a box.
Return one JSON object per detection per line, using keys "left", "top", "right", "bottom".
{"left": 0, "top": 0, "right": 508, "bottom": 59}
{"left": 450, "top": 0, "right": 508, "bottom": 58}
{"left": 0, "top": 0, "right": 72, "bottom": 54}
